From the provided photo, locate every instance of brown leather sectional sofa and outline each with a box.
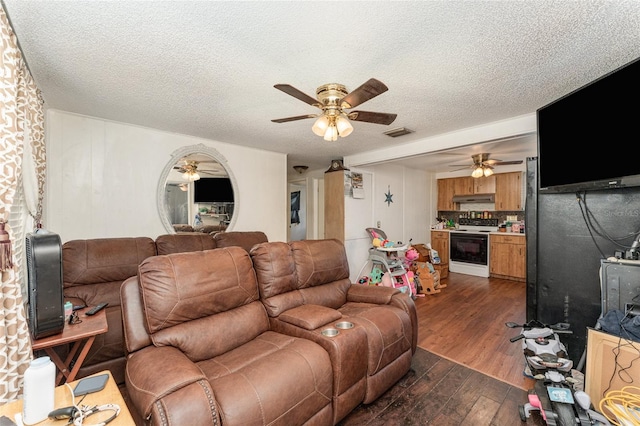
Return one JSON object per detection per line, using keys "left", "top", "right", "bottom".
{"left": 120, "top": 239, "right": 417, "bottom": 425}
{"left": 61, "top": 231, "right": 268, "bottom": 384}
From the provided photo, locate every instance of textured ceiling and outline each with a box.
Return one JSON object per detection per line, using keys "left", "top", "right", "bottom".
{"left": 3, "top": 1, "right": 640, "bottom": 173}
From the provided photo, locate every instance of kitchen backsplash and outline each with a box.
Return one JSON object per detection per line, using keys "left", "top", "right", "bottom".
{"left": 437, "top": 210, "right": 524, "bottom": 225}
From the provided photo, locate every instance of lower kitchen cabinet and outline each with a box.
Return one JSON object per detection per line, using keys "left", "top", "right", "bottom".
{"left": 489, "top": 233, "right": 526, "bottom": 281}
{"left": 430, "top": 230, "right": 450, "bottom": 265}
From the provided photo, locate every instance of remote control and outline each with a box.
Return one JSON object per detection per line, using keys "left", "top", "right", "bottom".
{"left": 85, "top": 302, "right": 108, "bottom": 316}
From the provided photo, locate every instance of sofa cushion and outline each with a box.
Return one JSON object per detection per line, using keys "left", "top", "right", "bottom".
{"left": 62, "top": 237, "right": 156, "bottom": 382}
{"left": 155, "top": 233, "right": 216, "bottom": 255}
{"left": 137, "top": 247, "right": 265, "bottom": 359}
{"left": 198, "top": 331, "right": 333, "bottom": 425}
{"left": 214, "top": 231, "right": 268, "bottom": 252}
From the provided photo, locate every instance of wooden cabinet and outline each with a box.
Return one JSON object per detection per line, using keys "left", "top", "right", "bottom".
{"left": 430, "top": 230, "right": 450, "bottom": 265}
{"left": 495, "top": 172, "right": 522, "bottom": 211}
{"left": 473, "top": 175, "right": 496, "bottom": 194}
{"left": 453, "top": 177, "right": 474, "bottom": 196}
{"left": 324, "top": 170, "right": 346, "bottom": 241}
{"left": 489, "top": 233, "right": 526, "bottom": 281}
{"left": 437, "top": 172, "right": 522, "bottom": 212}
{"left": 437, "top": 179, "right": 456, "bottom": 211}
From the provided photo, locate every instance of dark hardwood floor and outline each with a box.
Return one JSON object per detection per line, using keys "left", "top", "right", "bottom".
{"left": 339, "top": 272, "right": 546, "bottom": 425}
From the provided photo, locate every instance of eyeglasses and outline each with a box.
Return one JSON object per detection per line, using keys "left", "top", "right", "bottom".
{"left": 68, "top": 311, "right": 82, "bottom": 325}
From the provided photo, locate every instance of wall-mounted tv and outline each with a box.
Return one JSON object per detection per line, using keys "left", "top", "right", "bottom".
{"left": 194, "top": 177, "right": 234, "bottom": 203}
{"left": 537, "top": 56, "right": 640, "bottom": 193}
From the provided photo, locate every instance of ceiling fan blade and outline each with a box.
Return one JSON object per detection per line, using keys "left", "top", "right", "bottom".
{"left": 274, "top": 84, "right": 320, "bottom": 106}
{"left": 492, "top": 160, "right": 524, "bottom": 166}
{"left": 340, "top": 78, "right": 389, "bottom": 109}
{"left": 348, "top": 110, "right": 397, "bottom": 125}
{"left": 271, "top": 114, "right": 318, "bottom": 123}
{"left": 448, "top": 164, "right": 474, "bottom": 168}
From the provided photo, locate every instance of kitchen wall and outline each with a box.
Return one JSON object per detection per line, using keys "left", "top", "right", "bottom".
{"left": 45, "top": 109, "right": 288, "bottom": 243}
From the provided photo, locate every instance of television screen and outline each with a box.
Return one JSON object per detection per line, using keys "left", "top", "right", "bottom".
{"left": 537, "top": 56, "right": 640, "bottom": 192}
{"left": 194, "top": 178, "right": 234, "bottom": 202}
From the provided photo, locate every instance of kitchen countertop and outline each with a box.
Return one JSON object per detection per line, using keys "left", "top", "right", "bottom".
{"left": 431, "top": 228, "right": 525, "bottom": 236}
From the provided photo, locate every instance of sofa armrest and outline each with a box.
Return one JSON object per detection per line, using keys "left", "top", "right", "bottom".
{"left": 346, "top": 284, "right": 399, "bottom": 304}
{"left": 347, "top": 285, "right": 418, "bottom": 353}
{"left": 126, "top": 346, "right": 219, "bottom": 424}
{"left": 279, "top": 305, "right": 342, "bottom": 330}
{"left": 389, "top": 292, "right": 418, "bottom": 353}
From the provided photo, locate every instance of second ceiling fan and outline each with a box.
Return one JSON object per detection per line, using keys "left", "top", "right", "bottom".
{"left": 450, "top": 153, "right": 523, "bottom": 178}
{"left": 271, "top": 78, "right": 397, "bottom": 141}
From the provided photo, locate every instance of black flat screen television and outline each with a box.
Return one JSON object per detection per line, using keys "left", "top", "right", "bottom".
{"left": 537, "top": 56, "right": 640, "bottom": 193}
{"left": 194, "top": 177, "right": 234, "bottom": 202}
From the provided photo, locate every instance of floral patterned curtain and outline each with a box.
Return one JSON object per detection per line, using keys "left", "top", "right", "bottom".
{"left": 0, "top": 5, "right": 46, "bottom": 403}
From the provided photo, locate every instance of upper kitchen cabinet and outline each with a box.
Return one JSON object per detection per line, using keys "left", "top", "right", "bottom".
{"left": 473, "top": 175, "right": 496, "bottom": 194}
{"left": 453, "top": 176, "right": 474, "bottom": 195}
{"left": 495, "top": 172, "right": 522, "bottom": 211}
{"left": 437, "top": 178, "right": 456, "bottom": 211}
{"left": 438, "top": 176, "right": 474, "bottom": 210}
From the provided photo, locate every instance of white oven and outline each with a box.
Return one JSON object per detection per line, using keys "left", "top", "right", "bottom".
{"left": 449, "top": 218, "right": 498, "bottom": 277}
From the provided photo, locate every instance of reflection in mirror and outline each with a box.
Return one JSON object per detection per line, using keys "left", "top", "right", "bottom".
{"left": 157, "top": 144, "right": 237, "bottom": 234}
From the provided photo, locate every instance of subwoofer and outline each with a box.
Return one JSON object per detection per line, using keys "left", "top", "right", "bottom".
{"left": 25, "top": 231, "right": 64, "bottom": 339}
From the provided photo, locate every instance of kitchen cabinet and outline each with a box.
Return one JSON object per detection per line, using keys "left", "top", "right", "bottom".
{"left": 473, "top": 175, "right": 496, "bottom": 194}
{"left": 489, "top": 233, "right": 525, "bottom": 281}
{"left": 495, "top": 172, "right": 522, "bottom": 211}
{"left": 437, "top": 179, "right": 456, "bottom": 211}
{"left": 453, "top": 176, "right": 474, "bottom": 196}
{"left": 430, "top": 230, "right": 450, "bottom": 265}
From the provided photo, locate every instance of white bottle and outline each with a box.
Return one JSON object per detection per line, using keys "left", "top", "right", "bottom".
{"left": 22, "top": 356, "right": 55, "bottom": 425}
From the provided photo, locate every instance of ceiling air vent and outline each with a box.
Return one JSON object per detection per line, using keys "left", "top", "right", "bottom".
{"left": 383, "top": 127, "right": 414, "bottom": 137}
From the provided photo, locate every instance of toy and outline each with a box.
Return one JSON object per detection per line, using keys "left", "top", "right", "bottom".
{"left": 369, "top": 267, "right": 383, "bottom": 285}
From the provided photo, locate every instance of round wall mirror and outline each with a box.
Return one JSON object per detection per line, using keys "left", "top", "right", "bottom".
{"left": 157, "top": 144, "right": 238, "bottom": 234}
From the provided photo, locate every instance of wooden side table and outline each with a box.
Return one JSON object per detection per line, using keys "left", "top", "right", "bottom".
{"left": 32, "top": 307, "right": 108, "bottom": 385}
{"left": 0, "top": 370, "right": 134, "bottom": 425}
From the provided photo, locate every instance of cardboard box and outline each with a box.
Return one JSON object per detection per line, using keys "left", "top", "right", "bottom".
{"left": 433, "top": 262, "right": 448, "bottom": 279}
{"left": 412, "top": 244, "right": 430, "bottom": 263}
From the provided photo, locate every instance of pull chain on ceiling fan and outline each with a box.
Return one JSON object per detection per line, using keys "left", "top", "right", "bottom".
{"left": 271, "top": 78, "right": 397, "bottom": 141}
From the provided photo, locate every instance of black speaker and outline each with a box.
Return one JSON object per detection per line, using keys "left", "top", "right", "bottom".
{"left": 25, "top": 231, "right": 64, "bottom": 339}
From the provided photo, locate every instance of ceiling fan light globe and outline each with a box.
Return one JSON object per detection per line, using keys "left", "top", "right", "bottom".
{"left": 324, "top": 125, "right": 338, "bottom": 141}
{"left": 483, "top": 167, "right": 494, "bottom": 177}
{"left": 471, "top": 167, "right": 484, "bottom": 178}
{"left": 312, "top": 115, "right": 330, "bottom": 136}
{"left": 336, "top": 115, "right": 353, "bottom": 137}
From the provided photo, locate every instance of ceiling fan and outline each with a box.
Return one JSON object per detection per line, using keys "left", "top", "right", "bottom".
{"left": 271, "top": 78, "right": 397, "bottom": 141}
{"left": 449, "top": 153, "right": 523, "bottom": 178}
{"left": 173, "top": 160, "right": 224, "bottom": 181}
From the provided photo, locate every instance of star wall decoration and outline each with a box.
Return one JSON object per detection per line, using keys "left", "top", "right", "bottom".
{"left": 384, "top": 185, "right": 393, "bottom": 206}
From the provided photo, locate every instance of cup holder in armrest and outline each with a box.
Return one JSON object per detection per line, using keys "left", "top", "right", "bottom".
{"left": 321, "top": 328, "right": 339, "bottom": 337}
{"left": 335, "top": 321, "right": 354, "bottom": 329}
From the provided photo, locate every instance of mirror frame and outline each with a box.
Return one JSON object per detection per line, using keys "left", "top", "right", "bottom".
{"left": 157, "top": 144, "right": 238, "bottom": 234}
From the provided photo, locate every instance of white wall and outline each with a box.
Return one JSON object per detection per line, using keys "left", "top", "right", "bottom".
{"left": 45, "top": 109, "right": 288, "bottom": 243}
{"left": 343, "top": 164, "right": 434, "bottom": 282}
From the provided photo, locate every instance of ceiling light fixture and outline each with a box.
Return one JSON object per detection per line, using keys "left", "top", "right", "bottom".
{"left": 312, "top": 112, "right": 353, "bottom": 142}
{"left": 471, "top": 166, "right": 484, "bottom": 178}
{"left": 181, "top": 161, "right": 201, "bottom": 181}
{"left": 293, "top": 165, "right": 309, "bottom": 174}
{"left": 471, "top": 164, "right": 494, "bottom": 178}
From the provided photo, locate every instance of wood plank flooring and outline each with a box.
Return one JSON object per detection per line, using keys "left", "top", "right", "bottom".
{"left": 338, "top": 272, "right": 546, "bottom": 425}
{"left": 415, "top": 272, "right": 536, "bottom": 391}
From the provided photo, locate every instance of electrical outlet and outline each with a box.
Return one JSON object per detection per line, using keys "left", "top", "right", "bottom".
{"left": 377, "top": 221, "right": 381, "bottom": 228}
